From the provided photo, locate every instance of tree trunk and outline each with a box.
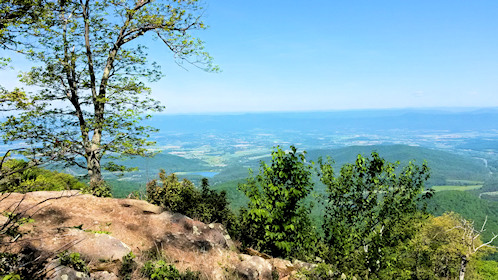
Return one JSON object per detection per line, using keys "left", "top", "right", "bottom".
{"left": 459, "top": 255, "right": 467, "bottom": 280}
{"left": 86, "top": 145, "right": 102, "bottom": 185}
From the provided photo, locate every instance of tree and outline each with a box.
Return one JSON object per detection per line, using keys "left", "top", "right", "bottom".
{"left": 318, "top": 152, "right": 432, "bottom": 276}
{"left": 408, "top": 212, "right": 497, "bottom": 280}
{"left": 0, "top": 0, "right": 50, "bottom": 47}
{"left": 237, "top": 146, "right": 318, "bottom": 260}
{"left": 0, "top": 0, "right": 216, "bottom": 187}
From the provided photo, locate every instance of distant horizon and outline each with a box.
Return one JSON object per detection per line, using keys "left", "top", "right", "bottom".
{"left": 153, "top": 106, "right": 498, "bottom": 116}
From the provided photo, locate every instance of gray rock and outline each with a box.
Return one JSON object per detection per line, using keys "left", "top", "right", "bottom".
{"left": 91, "top": 271, "right": 119, "bottom": 280}
{"left": 46, "top": 265, "right": 90, "bottom": 280}
{"left": 68, "top": 229, "right": 131, "bottom": 261}
{"left": 236, "top": 255, "right": 273, "bottom": 280}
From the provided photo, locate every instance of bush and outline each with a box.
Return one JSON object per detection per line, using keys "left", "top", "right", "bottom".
{"left": 82, "top": 180, "right": 112, "bottom": 197}
{"left": 146, "top": 170, "right": 237, "bottom": 234}
{"left": 405, "top": 213, "right": 496, "bottom": 280}
{"left": 119, "top": 252, "right": 137, "bottom": 280}
{"left": 476, "top": 260, "right": 498, "bottom": 279}
{"left": 57, "top": 251, "right": 89, "bottom": 274}
{"left": 142, "top": 260, "right": 200, "bottom": 280}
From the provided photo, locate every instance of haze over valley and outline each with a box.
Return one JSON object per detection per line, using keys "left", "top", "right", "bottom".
{"left": 58, "top": 108, "right": 498, "bottom": 198}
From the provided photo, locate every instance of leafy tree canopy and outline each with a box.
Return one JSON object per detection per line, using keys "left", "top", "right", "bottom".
{"left": 319, "top": 152, "right": 432, "bottom": 276}
{"left": 0, "top": 0, "right": 49, "bottom": 47}
{"left": 237, "top": 146, "right": 318, "bottom": 260}
{"left": 407, "top": 212, "right": 497, "bottom": 280}
{"left": 0, "top": 0, "right": 216, "bottom": 188}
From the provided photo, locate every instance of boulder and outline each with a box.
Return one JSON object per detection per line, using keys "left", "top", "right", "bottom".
{"left": 46, "top": 265, "right": 90, "bottom": 280}
{"left": 67, "top": 229, "right": 131, "bottom": 261}
{"left": 236, "top": 255, "right": 273, "bottom": 280}
{"left": 0, "top": 191, "right": 239, "bottom": 279}
{"left": 90, "top": 271, "right": 119, "bottom": 280}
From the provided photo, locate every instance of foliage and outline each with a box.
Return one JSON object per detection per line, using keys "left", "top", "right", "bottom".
{"left": 82, "top": 180, "right": 112, "bottom": 197}
{"left": 199, "top": 178, "right": 237, "bottom": 230}
{"left": 475, "top": 260, "right": 498, "bottom": 279}
{"left": 0, "top": 250, "right": 44, "bottom": 280}
{"left": 405, "top": 213, "right": 496, "bottom": 280}
{"left": 57, "top": 250, "right": 89, "bottom": 273}
{"left": 318, "top": 152, "right": 431, "bottom": 276}
{"left": 307, "top": 145, "right": 488, "bottom": 187}
{"left": 119, "top": 252, "right": 137, "bottom": 280}
{"left": 237, "top": 146, "right": 318, "bottom": 260}
{"left": 0, "top": 159, "right": 86, "bottom": 193}
{"left": 146, "top": 171, "right": 196, "bottom": 211}
{"left": 0, "top": 0, "right": 50, "bottom": 47}
{"left": 141, "top": 260, "right": 200, "bottom": 280}
{"left": 1, "top": 273, "right": 21, "bottom": 280}
{"left": 0, "top": 0, "right": 216, "bottom": 185}
{"left": 57, "top": 251, "right": 89, "bottom": 274}
{"left": 1, "top": 212, "right": 33, "bottom": 240}
{"left": 426, "top": 190, "right": 498, "bottom": 249}
{"left": 295, "top": 263, "right": 339, "bottom": 280}
{"left": 146, "top": 170, "right": 237, "bottom": 234}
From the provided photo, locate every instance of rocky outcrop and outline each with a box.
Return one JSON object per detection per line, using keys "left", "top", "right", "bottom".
{"left": 0, "top": 191, "right": 292, "bottom": 279}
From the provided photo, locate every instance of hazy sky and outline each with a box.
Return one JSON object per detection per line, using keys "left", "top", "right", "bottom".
{"left": 2, "top": 0, "right": 498, "bottom": 114}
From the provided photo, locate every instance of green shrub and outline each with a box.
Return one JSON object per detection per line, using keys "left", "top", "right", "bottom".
{"left": 141, "top": 260, "right": 200, "bottom": 280}
{"left": 146, "top": 171, "right": 237, "bottom": 235}
{"left": 119, "top": 252, "right": 137, "bottom": 280}
{"left": 1, "top": 273, "right": 21, "bottom": 280}
{"left": 57, "top": 251, "right": 89, "bottom": 274}
{"left": 82, "top": 180, "right": 112, "bottom": 197}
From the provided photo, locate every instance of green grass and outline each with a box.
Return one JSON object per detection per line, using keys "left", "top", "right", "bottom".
{"left": 432, "top": 185, "right": 483, "bottom": 192}
{"left": 446, "top": 179, "right": 484, "bottom": 185}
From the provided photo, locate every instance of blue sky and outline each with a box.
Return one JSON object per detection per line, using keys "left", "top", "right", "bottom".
{"left": 2, "top": 0, "right": 498, "bottom": 114}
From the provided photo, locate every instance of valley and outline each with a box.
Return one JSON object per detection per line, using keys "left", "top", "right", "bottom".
{"left": 86, "top": 109, "right": 498, "bottom": 194}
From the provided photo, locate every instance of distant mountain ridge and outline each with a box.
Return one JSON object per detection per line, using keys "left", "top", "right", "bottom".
{"left": 146, "top": 108, "right": 498, "bottom": 133}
